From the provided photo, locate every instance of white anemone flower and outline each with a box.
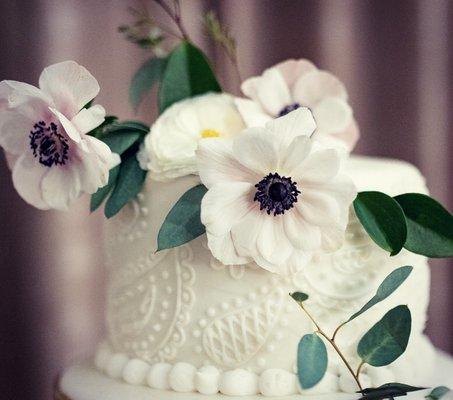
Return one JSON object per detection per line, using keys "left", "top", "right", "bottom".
{"left": 137, "top": 92, "right": 245, "bottom": 181}
{"left": 196, "top": 108, "right": 357, "bottom": 275}
{"left": 0, "top": 61, "right": 120, "bottom": 210}
{"left": 235, "top": 59, "right": 359, "bottom": 151}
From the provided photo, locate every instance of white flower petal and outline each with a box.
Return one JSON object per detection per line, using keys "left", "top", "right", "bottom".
{"left": 197, "top": 138, "right": 260, "bottom": 188}
{"left": 49, "top": 107, "right": 82, "bottom": 143}
{"left": 320, "top": 225, "right": 345, "bottom": 252}
{"left": 233, "top": 128, "right": 278, "bottom": 175}
{"left": 312, "top": 97, "right": 352, "bottom": 134}
{"left": 4, "top": 151, "right": 18, "bottom": 170}
{"left": 256, "top": 216, "right": 292, "bottom": 267}
{"left": 280, "top": 135, "right": 312, "bottom": 176}
{"left": 234, "top": 98, "right": 273, "bottom": 128}
{"left": 41, "top": 163, "right": 82, "bottom": 210}
{"left": 231, "top": 208, "right": 264, "bottom": 257}
{"left": 71, "top": 105, "right": 106, "bottom": 135}
{"left": 292, "top": 148, "right": 341, "bottom": 183}
{"left": 275, "top": 59, "right": 316, "bottom": 88}
{"left": 296, "top": 188, "right": 342, "bottom": 227}
{"left": 201, "top": 182, "right": 254, "bottom": 237}
{"left": 0, "top": 110, "right": 33, "bottom": 154}
{"left": 39, "top": 61, "right": 100, "bottom": 118}
{"left": 207, "top": 231, "right": 251, "bottom": 265}
{"left": 11, "top": 152, "right": 49, "bottom": 210}
{"left": 286, "top": 250, "right": 313, "bottom": 274}
{"left": 85, "top": 135, "right": 120, "bottom": 169}
{"left": 283, "top": 208, "right": 322, "bottom": 250}
{"left": 242, "top": 68, "right": 291, "bottom": 116}
{"left": 265, "top": 107, "right": 316, "bottom": 151}
{"left": 293, "top": 70, "right": 347, "bottom": 107}
{"left": 329, "top": 119, "right": 360, "bottom": 152}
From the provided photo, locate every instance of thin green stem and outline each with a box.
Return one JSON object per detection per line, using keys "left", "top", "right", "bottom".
{"left": 355, "top": 360, "right": 365, "bottom": 379}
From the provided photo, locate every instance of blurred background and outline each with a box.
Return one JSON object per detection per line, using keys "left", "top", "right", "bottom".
{"left": 0, "top": 0, "right": 452, "bottom": 399}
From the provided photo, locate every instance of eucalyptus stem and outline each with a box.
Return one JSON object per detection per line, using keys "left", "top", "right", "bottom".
{"left": 356, "top": 360, "right": 365, "bottom": 379}
{"left": 296, "top": 302, "right": 363, "bottom": 391}
{"left": 153, "top": 0, "right": 190, "bottom": 41}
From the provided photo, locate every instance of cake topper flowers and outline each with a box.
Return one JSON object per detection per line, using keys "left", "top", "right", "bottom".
{"left": 235, "top": 59, "right": 360, "bottom": 151}
{"left": 0, "top": 61, "right": 119, "bottom": 210}
{"left": 196, "top": 108, "right": 357, "bottom": 273}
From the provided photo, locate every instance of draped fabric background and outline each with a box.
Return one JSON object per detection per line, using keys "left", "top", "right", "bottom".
{"left": 0, "top": 1, "right": 451, "bottom": 399}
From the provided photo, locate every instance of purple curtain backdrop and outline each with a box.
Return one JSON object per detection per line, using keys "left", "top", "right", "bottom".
{"left": 0, "top": 1, "right": 451, "bottom": 399}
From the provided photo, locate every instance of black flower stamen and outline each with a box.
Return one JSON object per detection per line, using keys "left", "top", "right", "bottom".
{"left": 254, "top": 172, "right": 300, "bottom": 216}
{"left": 29, "top": 121, "right": 69, "bottom": 167}
{"left": 278, "top": 102, "right": 300, "bottom": 117}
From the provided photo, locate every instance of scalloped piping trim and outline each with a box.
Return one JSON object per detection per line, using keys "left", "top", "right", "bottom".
{"left": 93, "top": 342, "right": 397, "bottom": 396}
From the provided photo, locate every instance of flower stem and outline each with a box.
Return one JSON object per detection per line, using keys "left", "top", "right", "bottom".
{"left": 153, "top": 0, "right": 190, "bottom": 41}
{"left": 295, "top": 302, "right": 363, "bottom": 391}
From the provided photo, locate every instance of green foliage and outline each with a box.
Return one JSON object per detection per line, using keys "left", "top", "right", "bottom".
{"left": 297, "top": 333, "right": 328, "bottom": 389}
{"left": 354, "top": 191, "right": 407, "bottom": 256}
{"left": 101, "top": 132, "right": 142, "bottom": 155}
{"left": 157, "top": 184, "right": 208, "bottom": 251}
{"left": 158, "top": 41, "right": 221, "bottom": 112}
{"left": 357, "top": 305, "right": 411, "bottom": 367}
{"left": 130, "top": 57, "right": 167, "bottom": 111}
{"left": 426, "top": 386, "right": 451, "bottom": 399}
{"left": 346, "top": 266, "right": 412, "bottom": 324}
{"left": 395, "top": 193, "right": 453, "bottom": 258}
{"left": 358, "top": 383, "right": 426, "bottom": 399}
{"left": 290, "top": 292, "right": 309, "bottom": 303}
{"left": 90, "top": 165, "right": 120, "bottom": 212}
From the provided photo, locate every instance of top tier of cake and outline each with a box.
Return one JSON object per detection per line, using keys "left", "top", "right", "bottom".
{"left": 100, "top": 156, "right": 434, "bottom": 396}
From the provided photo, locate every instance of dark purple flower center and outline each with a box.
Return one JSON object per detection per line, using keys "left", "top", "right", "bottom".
{"left": 278, "top": 102, "right": 300, "bottom": 117}
{"left": 29, "top": 121, "right": 69, "bottom": 167}
{"left": 254, "top": 172, "right": 300, "bottom": 216}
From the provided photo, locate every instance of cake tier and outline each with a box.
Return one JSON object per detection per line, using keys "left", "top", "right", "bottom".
{"left": 98, "top": 156, "right": 434, "bottom": 397}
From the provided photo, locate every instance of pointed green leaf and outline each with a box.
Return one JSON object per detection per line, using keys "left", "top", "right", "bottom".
{"left": 358, "top": 305, "right": 411, "bottom": 367}
{"left": 395, "top": 193, "right": 453, "bottom": 258}
{"left": 130, "top": 57, "right": 167, "bottom": 110}
{"left": 105, "top": 120, "right": 149, "bottom": 134}
{"left": 358, "top": 383, "right": 426, "bottom": 399}
{"left": 346, "top": 266, "right": 413, "bottom": 323}
{"left": 297, "top": 333, "right": 328, "bottom": 389}
{"left": 426, "top": 386, "right": 451, "bottom": 399}
{"left": 290, "top": 292, "right": 309, "bottom": 303}
{"left": 90, "top": 165, "right": 120, "bottom": 212}
{"left": 101, "top": 131, "right": 142, "bottom": 155}
{"left": 158, "top": 41, "right": 221, "bottom": 112}
{"left": 354, "top": 191, "right": 407, "bottom": 256}
{"left": 104, "top": 155, "right": 147, "bottom": 219}
{"left": 157, "top": 184, "right": 208, "bottom": 251}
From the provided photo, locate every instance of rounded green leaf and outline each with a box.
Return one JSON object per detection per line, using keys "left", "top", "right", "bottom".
{"left": 158, "top": 41, "right": 221, "bottom": 112}
{"left": 354, "top": 191, "right": 407, "bottom": 256}
{"left": 358, "top": 305, "right": 411, "bottom": 367}
{"left": 291, "top": 292, "right": 309, "bottom": 303}
{"left": 426, "top": 386, "right": 451, "bottom": 399}
{"left": 157, "top": 184, "right": 208, "bottom": 251}
{"left": 346, "top": 266, "right": 413, "bottom": 323}
{"left": 297, "top": 333, "right": 328, "bottom": 389}
{"left": 395, "top": 193, "right": 453, "bottom": 258}
{"left": 130, "top": 57, "right": 167, "bottom": 110}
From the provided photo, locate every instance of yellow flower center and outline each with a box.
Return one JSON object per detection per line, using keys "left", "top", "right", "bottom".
{"left": 200, "top": 129, "right": 221, "bottom": 138}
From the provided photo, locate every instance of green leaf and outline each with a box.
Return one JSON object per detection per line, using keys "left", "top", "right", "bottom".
{"left": 358, "top": 383, "right": 426, "bottom": 399}
{"left": 426, "top": 386, "right": 451, "bottom": 399}
{"left": 88, "top": 115, "right": 118, "bottom": 138}
{"left": 105, "top": 120, "right": 149, "bottom": 134}
{"left": 157, "top": 184, "right": 208, "bottom": 251}
{"left": 395, "top": 193, "right": 453, "bottom": 258}
{"left": 130, "top": 57, "right": 167, "bottom": 110}
{"left": 158, "top": 41, "right": 221, "bottom": 112}
{"left": 101, "top": 131, "right": 142, "bottom": 155}
{"left": 357, "top": 305, "right": 411, "bottom": 367}
{"left": 290, "top": 292, "right": 309, "bottom": 303}
{"left": 354, "top": 191, "right": 407, "bottom": 256}
{"left": 90, "top": 165, "right": 120, "bottom": 212}
{"left": 297, "top": 333, "right": 328, "bottom": 389}
{"left": 104, "top": 155, "right": 147, "bottom": 219}
{"left": 346, "top": 266, "right": 413, "bottom": 323}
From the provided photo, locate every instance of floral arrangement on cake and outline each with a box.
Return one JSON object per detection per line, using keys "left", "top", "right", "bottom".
{"left": 1, "top": 2, "right": 452, "bottom": 399}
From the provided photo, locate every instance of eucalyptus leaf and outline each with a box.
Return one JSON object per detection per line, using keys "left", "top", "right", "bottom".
{"left": 395, "top": 193, "right": 453, "bottom": 258}
{"left": 291, "top": 292, "right": 309, "bottom": 303}
{"left": 357, "top": 305, "right": 411, "bottom": 367}
{"left": 354, "top": 191, "right": 407, "bottom": 256}
{"left": 130, "top": 57, "right": 167, "bottom": 110}
{"left": 101, "top": 131, "right": 142, "bottom": 155}
{"left": 157, "top": 184, "right": 208, "bottom": 251}
{"left": 297, "top": 333, "right": 328, "bottom": 389}
{"left": 346, "top": 266, "right": 413, "bottom": 323}
{"left": 105, "top": 120, "right": 149, "bottom": 134}
{"left": 358, "top": 383, "right": 426, "bottom": 400}
{"left": 158, "top": 41, "right": 221, "bottom": 112}
{"left": 90, "top": 165, "right": 120, "bottom": 212}
{"left": 104, "top": 155, "right": 147, "bottom": 219}
{"left": 426, "top": 386, "right": 451, "bottom": 399}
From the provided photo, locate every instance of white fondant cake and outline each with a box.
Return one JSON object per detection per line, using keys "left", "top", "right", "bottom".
{"left": 87, "top": 155, "right": 436, "bottom": 398}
